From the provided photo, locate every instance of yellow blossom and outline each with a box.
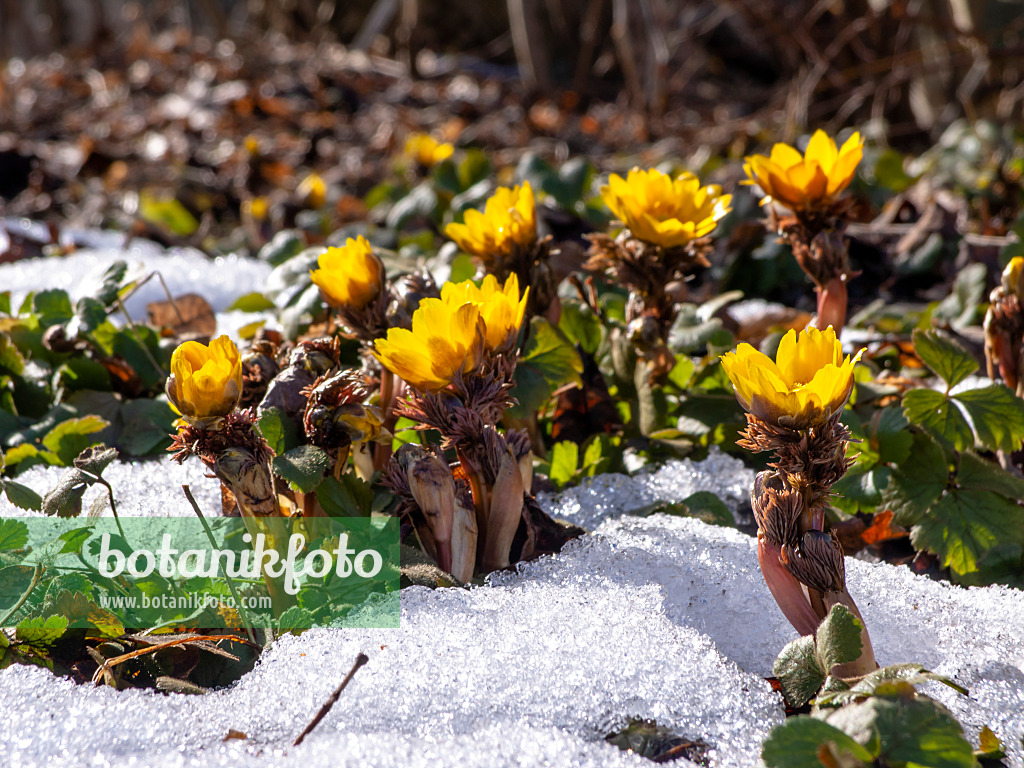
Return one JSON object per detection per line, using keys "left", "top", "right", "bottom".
{"left": 374, "top": 299, "right": 482, "bottom": 392}
{"left": 166, "top": 336, "right": 242, "bottom": 423}
{"left": 445, "top": 182, "right": 537, "bottom": 261}
{"left": 743, "top": 130, "right": 863, "bottom": 211}
{"left": 405, "top": 133, "right": 455, "bottom": 167}
{"left": 600, "top": 168, "right": 732, "bottom": 249}
{"left": 720, "top": 326, "right": 862, "bottom": 429}
{"left": 310, "top": 236, "right": 385, "bottom": 311}
{"left": 1002, "top": 256, "right": 1024, "bottom": 299}
{"left": 297, "top": 173, "right": 326, "bottom": 208}
{"left": 440, "top": 273, "right": 529, "bottom": 352}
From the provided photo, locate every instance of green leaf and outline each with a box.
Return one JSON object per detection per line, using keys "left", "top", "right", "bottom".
{"left": 881, "top": 433, "right": 948, "bottom": 526}
{"left": 912, "top": 328, "right": 978, "bottom": 389}
{"left": 448, "top": 253, "right": 477, "bottom": 283}
{"left": 816, "top": 663, "right": 969, "bottom": 707}
{"left": 3, "top": 481, "right": 42, "bottom": 511}
{"left": 815, "top": 604, "right": 864, "bottom": 675}
{"left": 96, "top": 261, "right": 128, "bottom": 307}
{"left": 762, "top": 717, "right": 875, "bottom": 768}
{"left": 0, "top": 519, "right": 29, "bottom": 550}
{"left": 831, "top": 467, "right": 889, "bottom": 514}
{"left": 0, "top": 333, "right": 25, "bottom": 375}
{"left": 315, "top": 474, "right": 373, "bottom": 517}
{"left": 773, "top": 636, "right": 825, "bottom": 708}
{"left": 32, "top": 289, "right": 74, "bottom": 327}
{"left": 276, "top": 605, "right": 315, "bottom": 634}
{"left": 507, "top": 317, "right": 583, "bottom": 419}
{"left": 910, "top": 489, "right": 1017, "bottom": 576}
{"left": 957, "top": 451, "right": 1024, "bottom": 498}
{"left": 548, "top": 441, "right": 579, "bottom": 487}
{"left": 954, "top": 384, "right": 1024, "bottom": 453}
{"left": 257, "top": 230, "right": 305, "bottom": 266}
{"left": 679, "top": 491, "right": 734, "bottom": 527}
{"left": 138, "top": 192, "right": 199, "bottom": 236}
{"left": 227, "top": 292, "right": 276, "bottom": 312}
{"left": 903, "top": 389, "right": 973, "bottom": 451}
{"left": 118, "top": 399, "right": 174, "bottom": 456}
{"left": 16, "top": 615, "right": 69, "bottom": 648}
{"left": 558, "top": 301, "right": 603, "bottom": 356}
{"left": 41, "top": 416, "right": 109, "bottom": 465}
{"left": 851, "top": 693, "right": 976, "bottom": 768}
{"left": 873, "top": 407, "right": 913, "bottom": 464}
{"left": 667, "top": 355, "right": 696, "bottom": 390}
{"left": 386, "top": 182, "right": 439, "bottom": 230}
{"left": 46, "top": 589, "right": 124, "bottom": 636}
{"left": 272, "top": 445, "right": 331, "bottom": 494}
{"left": 257, "top": 407, "right": 300, "bottom": 456}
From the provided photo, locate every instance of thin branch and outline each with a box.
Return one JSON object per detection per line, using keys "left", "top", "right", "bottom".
{"left": 293, "top": 653, "right": 369, "bottom": 746}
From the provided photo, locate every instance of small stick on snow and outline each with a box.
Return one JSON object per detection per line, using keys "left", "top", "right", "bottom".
{"left": 292, "top": 653, "right": 369, "bottom": 746}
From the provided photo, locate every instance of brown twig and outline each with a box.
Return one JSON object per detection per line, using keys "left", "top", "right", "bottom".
{"left": 293, "top": 653, "right": 370, "bottom": 746}
{"left": 90, "top": 633, "right": 245, "bottom": 685}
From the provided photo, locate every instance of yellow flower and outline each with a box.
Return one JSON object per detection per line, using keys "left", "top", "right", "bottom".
{"left": 720, "top": 326, "right": 862, "bottom": 429}
{"left": 405, "top": 133, "right": 455, "bottom": 167}
{"left": 297, "top": 172, "right": 326, "bottom": 208}
{"left": 374, "top": 299, "right": 482, "bottom": 392}
{"left": 310, "top": 236, "right": 385, "bottom": 311}
{"left": 743, "top": 130, "right": 863, "bottom": 211}
{"left": 440, "top": 273, "right": 529, "bottom": 352}
{"left": 600, "top": 168, "right": 732, "bottom": 249}
{"left": 1002, "top": 256, "right": 1024, "bottom": 299}
{"left": 445, "top": 182, "right": 537, "bottom": 261}
{"left": 166, "top": 336, "right": 242, "bottom": 423}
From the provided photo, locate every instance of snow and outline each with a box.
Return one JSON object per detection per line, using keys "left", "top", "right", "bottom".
{"left": 2, "top": 236, "right": 1023, "bottom": 768}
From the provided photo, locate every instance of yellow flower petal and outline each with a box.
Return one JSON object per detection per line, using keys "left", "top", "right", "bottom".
{"left": 744, "top": 130, "right": 863, "bottom": 211}
{"left": 720, "top": 326, "right": 861, "bottom": 429}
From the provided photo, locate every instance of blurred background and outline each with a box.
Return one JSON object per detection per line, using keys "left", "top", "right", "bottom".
{"left": 1, "top": 0, "right": 1022, "bottom": 252}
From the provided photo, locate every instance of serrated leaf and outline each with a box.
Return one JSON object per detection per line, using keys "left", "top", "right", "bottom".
{"left": 957, "top": 451, "right": 1024, "bottom": 498}
{"left": 762, "top": 716, "right": 875, "bottom": 768}
{"left": 548, "top": 441, "right": 579, "bottom": 487}
{"left": 773, "top": 636, "right": 825, "bottom": 708}
{"left": 507, "top": 317, "right": 583, "bottom": 419}
{"left": 41, "top": 467, "right": 97, "bottom": 518}
{"left": 903, "top": 389, "right": 973, "bottom": 450}
{"left": 0, "top": 519, "right": 29, "bottom": 550}
{"left": 73, "top": 444, "right": 118, "bottom": 476}
{"left": 46, "top": 589, "right": 124, "bottom": 636}
{"left": 3, "top": 481, "right": 42, "bottom": 511}
{"left": 816, "top": 663, "right": 969, "bottom": 707}
{"left": 558, "top": 301, "right": 603, "bottom": 356}
{"left": 912, "top": 328, "right": 978, "bottom": 389}
{"left": 272, "top": 445, "right": 331, "bottom": 494}
{"left": 41, "top": 416, "right": 109, "bottom": 466}
{"left": 276, "top": 605, "right": 315, "bottom": 634}
{"left": 861, "top": 693, "right": 975, "bottom": 768}
{"left": 881, "top": 433, "right": 948, "bottom": 526}
{"left": 954, "top": 384, "right": 1024, "bottom": 453}
{"left": 815, "top": 604, "right": 864, "bottom": 674}
{"left": 16, "top": 615, "right": 69, "bottom": 648}
{"left": 910, "top": 489, "right": 1018, "bottom": 575}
